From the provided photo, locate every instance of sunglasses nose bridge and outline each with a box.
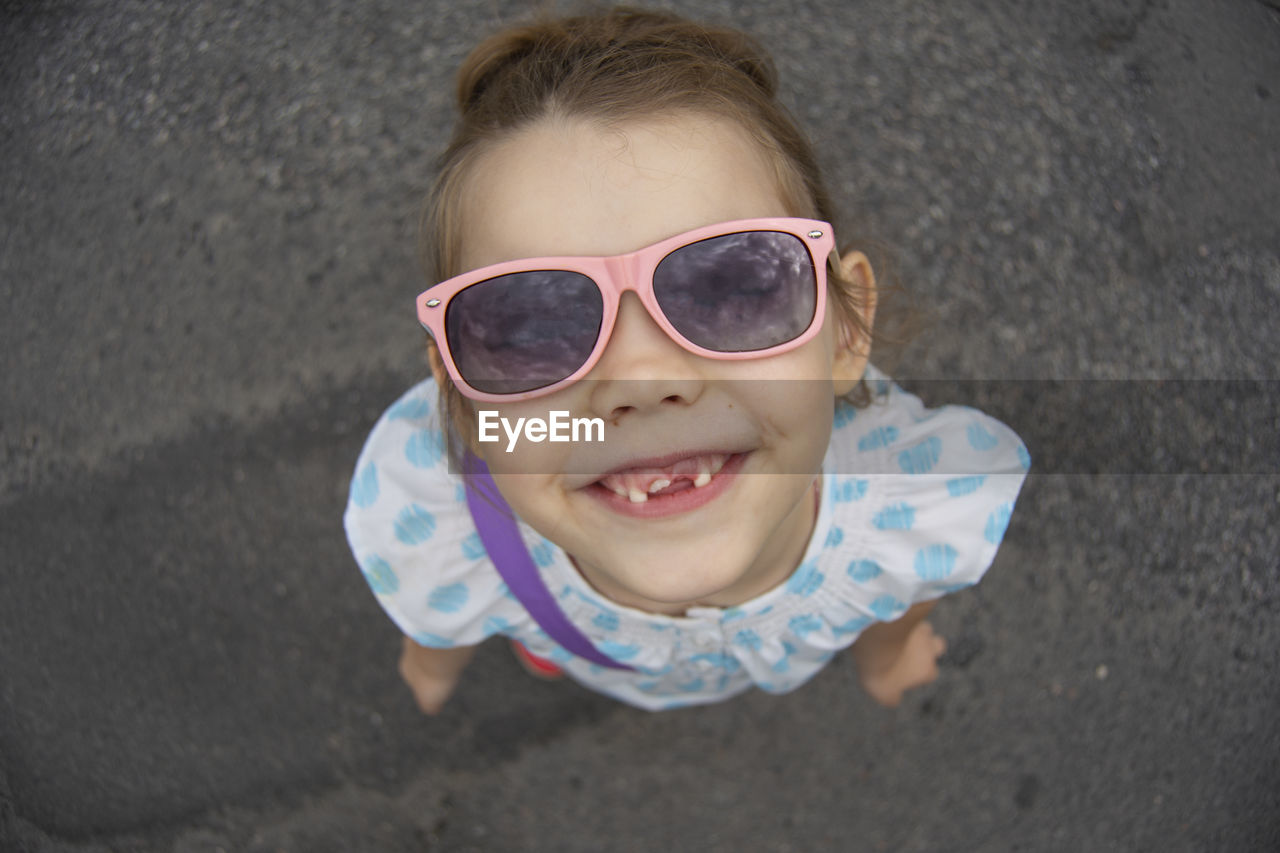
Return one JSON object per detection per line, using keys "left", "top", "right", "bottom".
{"left": 602, "top": 254, "right": 642, "bottom": 299}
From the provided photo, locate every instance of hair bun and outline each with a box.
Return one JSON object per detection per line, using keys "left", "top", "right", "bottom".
{"left": 455, "top": 24, "right": 542, "bottom": 112}
{"left": 455, "top": 7, "right": 777, "bottom": 114}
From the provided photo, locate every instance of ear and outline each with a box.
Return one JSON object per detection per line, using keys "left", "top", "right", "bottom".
{"left": 831, "top": 249, "right": 877, "bottom": 397}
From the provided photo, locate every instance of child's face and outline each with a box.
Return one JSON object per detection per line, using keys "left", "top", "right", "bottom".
{"left": 451, "top": 114, "right": 870, "bottom": 615}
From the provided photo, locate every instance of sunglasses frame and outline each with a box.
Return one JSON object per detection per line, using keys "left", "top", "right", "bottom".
{"left": 417, "top": 217, "right": 836, "bottom": 402}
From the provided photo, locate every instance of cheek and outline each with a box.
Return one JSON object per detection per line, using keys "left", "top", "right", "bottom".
{"left": 751, "top": 378, "right": 835, "bottom": 458}
{"left": 733, "top": 336, "right": 837, "bottom": 426}
{"left": 471, "top": 401, "right": 578, "bottom": 477}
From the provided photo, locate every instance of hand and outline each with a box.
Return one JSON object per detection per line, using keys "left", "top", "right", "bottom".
{"left": 398, "top": 636, "right": 475, "bottom": 715}
{"left": 855, "top": 619, "right": 947, "bottom": 708}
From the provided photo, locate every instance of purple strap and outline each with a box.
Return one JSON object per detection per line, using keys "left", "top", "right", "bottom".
{"left": 463, "top": 455, "right": 633, "bottom": 671}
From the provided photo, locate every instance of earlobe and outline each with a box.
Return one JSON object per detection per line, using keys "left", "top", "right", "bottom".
{"left": 831, "top": 250, "right": 877, "bottom": 397}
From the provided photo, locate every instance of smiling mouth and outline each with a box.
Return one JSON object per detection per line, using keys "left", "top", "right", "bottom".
{"left": 595, "top": 453, "right": 731, "bottom": 503}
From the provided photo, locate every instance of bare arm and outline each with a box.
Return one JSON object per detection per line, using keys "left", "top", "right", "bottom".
{"left": 850, "top": 600, "right": 947, "bottom": 707}
{"left": 398, "top": 635, "right": 478, "bottom": 715}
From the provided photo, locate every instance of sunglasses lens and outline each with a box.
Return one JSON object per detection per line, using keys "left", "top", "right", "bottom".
{"left": 445, "top": 271, "right": 603, "bottom": 394}
{"left": 653, "top": 231, "right": 817, "bottom": 352}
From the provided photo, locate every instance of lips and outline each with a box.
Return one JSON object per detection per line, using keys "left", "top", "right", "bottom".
{"left": 596, "top": 453, "right": 730, "bottom": 503}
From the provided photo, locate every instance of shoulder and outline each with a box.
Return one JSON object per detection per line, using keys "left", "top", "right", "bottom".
{"left": 344, "top": 377, "right": 454, "bottom": 551}
{"left": 819, "top": 368, "right": 1031, "bottom": 613}
{"left": 342, "top": 377, "right": 529, "bottom": 647}
{"left": 829, "top": 367, "right": 1030, "bottom": 478}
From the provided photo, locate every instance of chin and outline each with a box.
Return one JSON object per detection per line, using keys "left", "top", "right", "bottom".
{"left": 608, "top": 554, "right": 754, "bottom": 611}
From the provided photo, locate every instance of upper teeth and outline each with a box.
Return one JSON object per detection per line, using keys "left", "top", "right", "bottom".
{"left": 601, "top": 454, "right": 729, "bottom": 502}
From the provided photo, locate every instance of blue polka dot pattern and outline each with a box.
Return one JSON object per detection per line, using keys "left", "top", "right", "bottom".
{"left": 461, "top": 532, "right": 486, "bottom": 560}
{"left": 598, "top": 640, "right": 641, "bottom": 660}
{"left": 393, "top": 504, "right": 436, "bottom": 545}
{"left": 870, "top": 595, "right": 907, "bottom": 621}
{"left": 1018, "top": 443, "right": 1032, "bottom": 471}
{"left": 914, "top": 544, "right": 958, "bottom": 580}
{"left": 966, "top": 421, "right": 1000, "bottom": 450}
{"left": 785, "top": 560, "right": 825, "bottom": 597}
{"left": 833, "top": 402, "right": 858, "bottom": 428}
{"left": 825, "top": 526, "right": 844, "bottom": 547}
{"left": 985, "top": 502, "right": 1013, "bottom": 544}
{"left": 593, "top": 611, "right": 620, "bottom": 632}
{"left": 359, "top": 554, "right": 398, "bottom": 595}
{"left": 846, "top": 559, "right": 883, "bottom": 582}
{"left": 428, "top": 583, "right": 470, "bottom": 613}
{"left": 734, "top": 629, "right": 763, "bottom": 651}
{"left": 946, "top": 475, "right": 986, "bottom": 497}
{"left": 898, "top": 436, "right": 942, "bottom": 474}
{"left": 833, "top": 479, "right": 869, "bottom": 502}
{"left": 788, "top": 614, "right": 822, "bottom": 637}
{"left": 873, "top": 502, "right": 916, "bottom": 530}
{"left": 404, "top": 429, "right": 444, "bottom": 468}
{"left": 350, "top": 463, "right": 379, "bottom": 508}
{"left": 388, "top": 396, "right": 433, "bottom": 421}
{"left": 411, "top": 631, "right": 454, "bottom": 648}
{"left": 833, "top": 614, "right": 873, "bottom": 636}
{"left": 483, "top": 616, "right": 510, "bottom": 636}
{"left": 530, "top": 540, "right": 555, "bottom": 568}
{"left": 691, "top": 653, "right": 740, "bottom": 673}
{"left": 858, "top": 425, "right": 899, "bottom": 451}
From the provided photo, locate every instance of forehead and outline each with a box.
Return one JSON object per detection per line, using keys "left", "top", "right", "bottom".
{"left": 457, "top": 113, "right": 791, "bottom": 269}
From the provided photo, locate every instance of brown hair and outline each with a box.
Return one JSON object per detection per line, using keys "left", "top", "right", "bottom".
{"left": 421, "top": 5, "right": 886, "bottom": 448}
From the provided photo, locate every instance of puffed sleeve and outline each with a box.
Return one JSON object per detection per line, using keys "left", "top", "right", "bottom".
{"left": 342, "top": 379, "right": 531, "bottom": 648}
{"left": 822, "top": 373, "right": 1030, "bottom": 621}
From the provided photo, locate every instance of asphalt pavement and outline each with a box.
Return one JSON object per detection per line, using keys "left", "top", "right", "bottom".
{"left": 2, "top": 1, "right": 1278, "bottom": 850}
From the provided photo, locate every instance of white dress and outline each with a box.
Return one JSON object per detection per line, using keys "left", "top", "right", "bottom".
{"left": 343, "top": 370, "right": 1030, "bottom": 710}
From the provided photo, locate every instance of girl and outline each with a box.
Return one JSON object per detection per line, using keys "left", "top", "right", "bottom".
{"left": 344, "top": 7, "right": 1028, "bottom": 713}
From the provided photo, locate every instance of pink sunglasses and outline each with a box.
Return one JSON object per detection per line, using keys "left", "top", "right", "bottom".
{"left": 417, "top": 217, "right": 835, "bottom": 402}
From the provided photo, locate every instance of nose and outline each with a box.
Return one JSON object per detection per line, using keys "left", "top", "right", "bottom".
{"left": 586, "top": 292, "right": 705, "bottom": 422}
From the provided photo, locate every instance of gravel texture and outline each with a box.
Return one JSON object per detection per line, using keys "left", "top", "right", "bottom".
{"left": 2, "top": 0, "right": 1277, "bottom": 850}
